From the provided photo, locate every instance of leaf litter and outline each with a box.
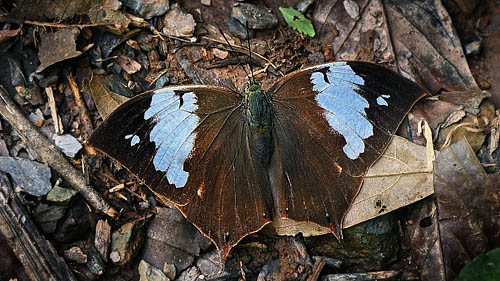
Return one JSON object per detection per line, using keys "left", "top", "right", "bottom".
{"left": 0, "top": 0, "right": 500, "bottom": 280}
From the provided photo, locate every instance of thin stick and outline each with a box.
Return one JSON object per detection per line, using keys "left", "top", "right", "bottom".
{"left": 24, "top": 20, "right": 108, "bottom": 28}
{"left": 45, "top": 87, "right": 63, "bottom": 134}
{"left": 0, "top": 86, "right": 117, "bottom": 218}
{"left": 68, "top": 73, "right": 93, "bottom": 138}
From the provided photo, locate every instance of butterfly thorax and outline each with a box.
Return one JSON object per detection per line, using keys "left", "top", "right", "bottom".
{"left": 244, "top": 81, "right": 273, "bottom": 166}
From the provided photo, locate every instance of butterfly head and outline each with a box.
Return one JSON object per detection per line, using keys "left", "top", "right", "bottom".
{"left": 244, "top": 80, "right": 262, "bottom": 96}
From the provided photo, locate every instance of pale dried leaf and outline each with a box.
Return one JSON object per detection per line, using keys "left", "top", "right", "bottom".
{"left": 344, "top": 135, "right": 434, "bottom": 228}
{"left": 37, "top": 29, "right": 83, "bottom": 73}
{"left": 82, "top": 74, "right": 129, "bottom": 120}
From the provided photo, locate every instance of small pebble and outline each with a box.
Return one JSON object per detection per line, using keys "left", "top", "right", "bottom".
{"left": 296, "top": 0, "right": 314, "bottom": 13}
{"left": 232, "top": 2, "right": 278, "bottom": 29}
{"left": 227, "top": 17, "right": 254, "bottom": 40}
{"left": 122, "top": 0, "right": 170, "bottom": 19}
{"left": 54, "top": 134, "right": 82, "bottom": 158}
{"left": 479, "top": 80, "right": 491, "bottom": 89}
{"left": 162, "top": 3, "right": 196, "bottom": 37}
{"left": 465, "top": 40, "right": 481, "bottom": 56}
{"left": 343, "top": 0, "right": 360, "bottom": 20}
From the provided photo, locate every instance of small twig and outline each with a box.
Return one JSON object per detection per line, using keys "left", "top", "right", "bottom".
{"left": 0, "top": 86, "right": 117, "bottom": 218}
{"left": 306, "top": 258, "right": 326, "bottom": 281}
{"left": 67, "top": 73, "right": 93, "bottom": 138}
{"left": 45, "top": 87, "right": 63, "bottom": 134}
{"left": 24, "top": 20, "right": 109, "bottom": 28}
{"left": 148, "top": 69, "right": 169, "bottom": 87}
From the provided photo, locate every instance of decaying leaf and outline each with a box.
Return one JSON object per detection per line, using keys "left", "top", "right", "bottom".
{"left": 312, "top": 0, "right": 478, "bottom": 93}
{"left": 140, "top": 207, "right": 211, "bottom": 272}
{"left": 37, "top": 28, "right": 83, "bottom": 73}
{"left": 434, "top": 137, "right": 500, "bottom": 279}
{"left": 0, "top": 26, "right": 22, "bottom": 44}
{"left": 273, "top": 135, "right": 434, "bottom": 236}
{"left": 82, "top": 74, "right": 129, "bottom": 120}
{"left": 87, "top": 0, "right": 132, "bottom": 34}
{"left": 116, "top": 55, "right": 142, "bottom": 74}
{"left": 409, "top": 90, "right": 490, "bottom": 149}
{"left": 407, "top": 199, "right": 447, "bottom": 281}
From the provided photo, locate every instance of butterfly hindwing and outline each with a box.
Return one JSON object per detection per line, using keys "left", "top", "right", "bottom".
{"left": 270, "top": 61, "right": 426, "bottom": 236}
{"left": 88, "top": 85, "right": 273, "bottom": 259}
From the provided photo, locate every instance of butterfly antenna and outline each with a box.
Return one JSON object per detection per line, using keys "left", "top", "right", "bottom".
{"left": 216, "top": 24, "right": 250, "bottom": 79}
{"left": 245, "top": 21, "right": 255, "bottom": 83}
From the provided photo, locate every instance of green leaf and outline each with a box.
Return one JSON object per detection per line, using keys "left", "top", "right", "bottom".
{"left": 456, "top": 248, "right": 500, "bottom": 280}
{"left": 279, "top": 7, "right": 315, "bottom": 37}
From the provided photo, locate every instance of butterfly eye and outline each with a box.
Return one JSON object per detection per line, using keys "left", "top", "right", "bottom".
{"left": 325, "top": 213, "right": 331, "bottom": 223}
{"left": 224, "top": 232, "right": 230, "bottom": 242}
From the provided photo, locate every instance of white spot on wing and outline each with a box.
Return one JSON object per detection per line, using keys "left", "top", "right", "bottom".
{"left": 377, "top": 96, "right": 388, "bottom": 106}
{"left": 144, "top": 89, "right": 199, "bottom": 188}
{"left": 125, "top": 134, "right": 140, "bottom": 146}
{"left": 131, "top": 135, "right": 140, "bottom": 145}
{"left": 311, "top": 62, "right": 373, "bottom": 159}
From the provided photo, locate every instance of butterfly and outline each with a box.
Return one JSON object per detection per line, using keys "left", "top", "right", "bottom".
{"left": 87, "top": 61, "right": 426, "bottom": 260}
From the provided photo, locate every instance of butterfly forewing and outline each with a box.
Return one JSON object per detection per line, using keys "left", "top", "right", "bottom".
{"left": 270, "top": 61, "right": 426, "bottom": 236}
{"left": 88, "top": 85, "right": 273, "bottom": 259}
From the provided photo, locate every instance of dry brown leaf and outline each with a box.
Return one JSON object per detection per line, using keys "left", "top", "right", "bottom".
{"left": 116, "top": 55, "right": 142, "bottom": 74}
{"left": 407, "top": 199, "right": 447, "bottom": 281}
{"left": 141, "top": 207, "right": 211, "bottom": 272}
{"left": 37, "top": 28, "right": 83, "bottom": 73}
{"left": 408, "top": 91, "right": 490, "bottom": 148}
{"left": 434, "top": 137, "right": 500, "bottom": 279}
{"left": 273, "top": 135, "right": 434, "bottom": 236}
{"left": 313, "top": 0, "right": 478, "bottom": 93}
{"left": 82, "top": 74, "right": 129, "bottom": 120}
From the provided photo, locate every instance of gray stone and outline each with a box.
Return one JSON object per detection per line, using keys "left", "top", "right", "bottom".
{"left": 139, "top": 260, "right": 170, "bottom": 281}
{"left": 110, "top": 221, "right": 137, "bottom": 265}
{"left": 162, "top": 4, "right": 196, "bottom": 37}
{"left": 122, "top": 0, "right": 170, "bottom": 19}
{"left": 296, "top": 0, "right": 314, "bottom": 13}
{"left": 196, "top": 250, "right": 231, "bottom": 279}
{"left": 163, "top": 263, "right": 176, "bottom": 280}
{"left": 232, "top": 2, "right": 278, "bottom": 29}
{"left": 33, "top": 203, "right": 67, "bottom": 234}
{"left": 54, "top": 134, "right": 82, "bottom": 158}
{"left": 176, "top": 266, "right": 200, "bottom": 281}
{"left": 343, "top": 0, "right": 360, "bottom": 20}
{"left": 227, "top": 17, "right": 254, "bottom": 40}
{"left": 0, "top": 156, "right": 52, "bottom": 196}
{"left": 465, "top": 40, "right": 481, "bottom": 56}
{"left": 140, "top": 207, "right": 211, "bottom": 272}
{"left": 46, "top": 185, "right": 78, "bottom": 204}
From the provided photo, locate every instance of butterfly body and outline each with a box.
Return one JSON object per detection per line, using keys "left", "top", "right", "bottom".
{"left": 87, "top": 61, "right": 426, "bottom": 261}
{"left": 244, "top": 81, "right": 274, "bottom": 166}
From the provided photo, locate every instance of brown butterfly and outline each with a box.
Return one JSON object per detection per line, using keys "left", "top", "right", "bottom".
{"left": 87, "top": 61, "right": 426, "bottom": 260}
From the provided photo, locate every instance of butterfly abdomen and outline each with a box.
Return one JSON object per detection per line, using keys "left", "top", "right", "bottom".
{"left": 244, "top": 82, "right": 273, "bottom": 166}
